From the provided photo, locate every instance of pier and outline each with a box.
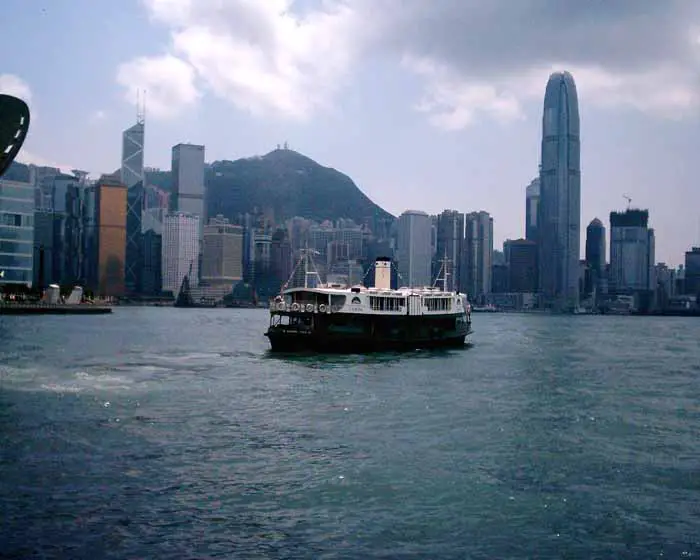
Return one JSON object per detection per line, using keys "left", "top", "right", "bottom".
{"left": 0, "top": 302, "right": 112, "bottom": 315}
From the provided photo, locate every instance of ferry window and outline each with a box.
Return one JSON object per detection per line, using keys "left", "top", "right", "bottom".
{"left": 330, "top": 295, "right": 346, "bottom": 308}
{"left": 425, "top": 297, "right": 451, "bottom": 312}
{"left": 369, "top": 296, "right": 405, "bottom": 311}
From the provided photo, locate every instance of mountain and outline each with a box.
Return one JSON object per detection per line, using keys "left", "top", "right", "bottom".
{"left": 145, "top": 149, "right": 394, "bottom": 226}
{"left": 205, "top": 149, "right": 393, "bottom": 225}
{"left": 5, "top": 150, "right": 394, "bottom": 227}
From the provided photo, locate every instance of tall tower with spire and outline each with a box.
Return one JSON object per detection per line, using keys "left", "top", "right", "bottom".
{"left": 538, "top": 71, "right": 581, "bottom": 311}
{"left": 121, "top": 91, "right": 146, "bottom": 294}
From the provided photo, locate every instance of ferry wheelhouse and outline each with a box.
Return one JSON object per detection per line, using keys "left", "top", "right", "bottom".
{"left": 265, "top": 255, "right": 472, "bottom": 353}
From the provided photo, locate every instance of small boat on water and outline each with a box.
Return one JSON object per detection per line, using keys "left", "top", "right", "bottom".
{"left": 471, "top": 304, "right": 498, "bottom": 313}
{"left": 265, "top": 253, "right": 472, "bottom": 353}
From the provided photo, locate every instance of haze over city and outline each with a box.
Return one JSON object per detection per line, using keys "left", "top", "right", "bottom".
{"left": 2, "top": 0, "right": 700, "bottom": 264}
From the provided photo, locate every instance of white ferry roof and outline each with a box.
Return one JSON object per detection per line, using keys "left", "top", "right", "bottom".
{"left": 282, "top": 284, "right": 458, "bottom": 297}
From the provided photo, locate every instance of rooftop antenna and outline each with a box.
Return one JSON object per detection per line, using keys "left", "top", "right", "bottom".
{"left": 136, "top": 88, "right": 145, "bottom": 125}
{"left": 623, "top": 194, "right": 632, "bottom": 210}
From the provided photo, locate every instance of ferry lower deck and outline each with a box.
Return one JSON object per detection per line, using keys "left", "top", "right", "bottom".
{"left": 266, "top": 310, "right": 472, "bottom": 353}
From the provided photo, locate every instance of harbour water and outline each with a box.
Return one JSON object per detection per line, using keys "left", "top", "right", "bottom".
{"left": 1, "top": 308, "right": 699, "bottom": 558}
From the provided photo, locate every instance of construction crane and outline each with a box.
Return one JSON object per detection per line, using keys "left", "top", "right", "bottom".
{"left": 623, "top": 194, "right": 632, "bottom": 209}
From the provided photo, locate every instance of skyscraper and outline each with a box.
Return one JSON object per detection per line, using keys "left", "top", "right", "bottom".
{"left": 435, "top": 209, "right": 464, "bottom": 291}
{"left": 609, "top": 209, "right": 655, "bottom": 293}
{"left": 463, "top": 211, "right": 493, "bottom": 300}
{"left": 525, "top": 177, "right": 540, "bottom": 242}
{"left": 162, "top": 212, "right": 200, "bottom": 295}
{"left": 397, "top": 210, "right": 432, "bottom": 288}
{"left": 201, "top": 214, "right": 243, "bottom": 287}
{"left": 538, "top": 71, "right": 581, "bottom": 310}
{"left": 685, "top": 247, "right": 700, "bottom": 296}
{"left": 504, "top": 238, "right": 538, "bottom": 293}
{"left": 584, "top": 218, "right": 606, "bottom": 296}
{"left": 121, "top": 117, "right": 145, "bottom": 294}
{"left": 91, "top": 175, "right": 127, "bottom": 297}
{"left": 0, "top": 174, "right": 34, "bottom": 287}
{"left": 171, "top": 143, "right": 205, "bottom": 234}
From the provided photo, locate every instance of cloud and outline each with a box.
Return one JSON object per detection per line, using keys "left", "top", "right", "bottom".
{"left": 0, "top": 74, "right": 32, "bottom": 102}
{"left": 16, "top": 150, "right": 76, "bottom": 175}
{"left": 118, "top": 0, "right": 365, "bottom": 120}
{"left": 122, "top": 0, "right": 700, "bottom": 127}
{"left": 403, "top": 55, "right": 524, "bottom": 129}
{"left": 386, "top": 0, "right": 700, "bottom": 128}
{"left": 116, "top": 54, "right": 200, "bottom": 119}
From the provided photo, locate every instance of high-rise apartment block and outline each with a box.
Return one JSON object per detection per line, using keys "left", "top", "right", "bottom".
{"left": 435, "top": 209, "right": 464, "bottom": 292}
{"left": 464, "top": 211, "right": 493, "bottom": 300}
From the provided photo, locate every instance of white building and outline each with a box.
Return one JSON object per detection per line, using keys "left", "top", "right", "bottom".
{"left": 162, "top": 212, "right": 200, "bottom": 295}
{"left": 201, "top": 214, "right": 243, "bottom": 286}
{"left": 397, "top": 210, "right": 432, "bottom": 288}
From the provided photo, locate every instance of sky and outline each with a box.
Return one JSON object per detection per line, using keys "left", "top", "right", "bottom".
{"left": 1, "top": 0, "right": 700, "bottom": 266}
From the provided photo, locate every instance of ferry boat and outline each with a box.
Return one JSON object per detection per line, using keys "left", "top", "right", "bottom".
{"left": 265, "top": 253, "right": 472, "bottom": 353}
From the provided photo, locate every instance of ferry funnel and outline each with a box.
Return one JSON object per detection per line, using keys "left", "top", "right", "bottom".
{"left": 374, "top": 257, "right": 391, "bottom": 290}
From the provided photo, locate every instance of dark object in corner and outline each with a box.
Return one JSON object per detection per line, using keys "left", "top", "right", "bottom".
{"left": 0, "top": 94, "right": 30, "bottom": 178}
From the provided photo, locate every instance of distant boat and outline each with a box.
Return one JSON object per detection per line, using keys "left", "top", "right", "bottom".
{"left": 173, "top": 273, "right": 194, "bottom": 308}
{"left": 471, "top": 304, "right": 497, "bottom": 313}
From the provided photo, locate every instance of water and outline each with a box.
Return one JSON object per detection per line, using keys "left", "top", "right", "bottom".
{"left": 1, "top": 308, "right": 699, "bottom": 558}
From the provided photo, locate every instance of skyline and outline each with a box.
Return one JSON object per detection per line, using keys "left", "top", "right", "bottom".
{"left": 2, "top": 0, "right": 700, "bottom": 265}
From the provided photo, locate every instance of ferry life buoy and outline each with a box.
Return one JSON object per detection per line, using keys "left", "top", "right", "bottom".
{"left": 277, "top": 302, "right": 286, "bottom": 311}
{"left": 306, "top": 303, "right": 314, "bottom": 312}
{"left": 318, "top": 304, "right": 327, "bottom": 313}
{"left": 291, "top": 302, "right": 300, "bottom": 312}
